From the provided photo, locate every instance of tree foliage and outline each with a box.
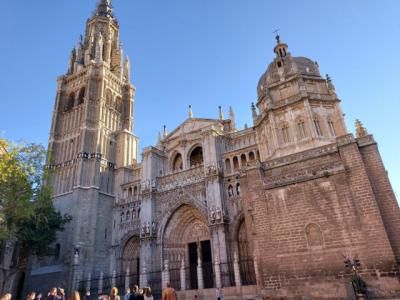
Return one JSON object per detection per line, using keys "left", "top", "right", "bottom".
{"left": 0, "top": 138, "right": 71, "bottom": 256}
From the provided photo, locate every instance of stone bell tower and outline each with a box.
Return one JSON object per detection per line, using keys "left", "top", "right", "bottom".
{"left": 26, "top": 0, "right": 138, "bottom": 291}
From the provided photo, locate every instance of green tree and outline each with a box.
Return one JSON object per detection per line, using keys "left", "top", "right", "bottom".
{"left": 0, "top": 138, "right": 71, "bottom": 291}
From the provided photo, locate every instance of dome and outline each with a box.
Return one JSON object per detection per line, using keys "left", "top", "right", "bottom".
{"left": 257, "top": 41, "right": 321, "bottom": 100}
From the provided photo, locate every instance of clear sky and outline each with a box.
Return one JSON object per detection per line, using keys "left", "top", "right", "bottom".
{"left": 0, "top": 1, "right": 399, "bottom": 198}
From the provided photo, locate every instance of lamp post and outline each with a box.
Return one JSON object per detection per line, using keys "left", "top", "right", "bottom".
{"left": 344, "top": 257, "right": 367, "bottom": 300}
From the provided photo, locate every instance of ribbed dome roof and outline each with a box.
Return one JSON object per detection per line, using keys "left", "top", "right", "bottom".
{"left": 257, "top": 49, "right": 321, "bottom": 100}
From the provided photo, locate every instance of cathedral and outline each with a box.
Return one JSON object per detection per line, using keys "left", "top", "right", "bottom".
{"left": 23, "top": 1, "right": 400, "bottom": 299}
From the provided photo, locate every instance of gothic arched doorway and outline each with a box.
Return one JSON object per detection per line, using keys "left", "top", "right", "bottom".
{"left": 237, "top": 220, "right": 256, "bottom": 285}
{"left": 122, "top": 236, "right": 140, "bottom": 284}
{"left": 163, "top": 205, "right": 213, "bottom": 289}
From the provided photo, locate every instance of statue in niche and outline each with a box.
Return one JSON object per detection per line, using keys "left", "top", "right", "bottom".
{"left": 95, "top": 32, "right": 104, "bottom": 63}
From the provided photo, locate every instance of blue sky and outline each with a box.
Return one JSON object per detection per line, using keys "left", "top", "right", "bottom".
{"left": 0, "top": 0, "right": 399, "bottom": 198}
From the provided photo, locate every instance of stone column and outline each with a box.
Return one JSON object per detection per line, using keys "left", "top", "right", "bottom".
{"left": 254, "top": 255, "right": 260, "bottom": 286}
{"left": 86, "top": 272, "right": 91, "bottom": 292}
{"left": 214, "top": 255, "right": 222, "bottom": 289}
{"left": 98, "top": 271, "right": 104, "bottom": 294}
{"left": 125, "top": 267, "right": 130, "bottom": 290}
{"left": 140, "top": 262, "right": 148, "bottom": 287}
{"left": 233, "top": 252, "right": 241, "bottom": 287}
{"left": 162, "top": 260, "right": 170, "bottom": 289}
{"left": 111, "top": 270, "right": 116, "bottom": 288}
{"left": 197, "top": 256, "right": 204, "bottom": 290}
{"left": 71, "top": 251, "right": 80, "bottom": 292}
{"left": 180, "top": 258, "right": 186, "bottom": 291}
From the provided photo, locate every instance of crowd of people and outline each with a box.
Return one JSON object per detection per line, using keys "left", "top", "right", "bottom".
{"left": 0, "top": 282, "right": 187, "bottom": 300}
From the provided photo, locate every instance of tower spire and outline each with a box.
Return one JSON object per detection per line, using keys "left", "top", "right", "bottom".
{"left": 96, "top": 0, "right": 113, "bottom": 18}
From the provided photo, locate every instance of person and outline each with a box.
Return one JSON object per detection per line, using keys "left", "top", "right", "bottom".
{"left": 128, "top": 285, "right": 143, "bottom": 300}
{"left": 1, "top": 293, "right": 12, "bottom": 300}
{"left": 35, "top": 293, "right": 43, "bottom": 300}
{"left": 143, "top": 287, "right": 153, "bottom": 300}
{"left": 69, "top": 291, "right": 80, "bottom": 300}
{"left": 123, "top": 289, "right": 130, "bottom": 300}
{"left": 58, "top": 288, "right": 66, "bottom": 300}
{"left": 192, "top": 295, "right": 197, "bottom": 300}
{"left": 216, "top": 287, "right": 221, "bottom": 300}
{"left": 110, "top": 288, "right": 120, "bottom": 300}
{"left": 26, "top": 292, "right": 36, "bottom": 300}
{"left": 162, "top": 283, "right": 176, "bottom": 300}
{"left": 47, "top": 288, "right": 58, "bottom": 300}
{"left": 83, "top": 291, "right": 91, "bottom": 300}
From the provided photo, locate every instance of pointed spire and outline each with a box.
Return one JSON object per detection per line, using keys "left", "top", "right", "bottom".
{"left": 163, "top": 125, "right": 168, "bottom": 138}
{"left": 96, "top": 0, "right": 113, "bottom": 18}
{"left": 124, "top": 56, "right": 131, "bottom": 81}
{"left": 188, "top": 105, "right": 193, "bottom": 119}
{"left": 355, "top": 119, "right": 368, "bottom": 138}
{"left": 157, "top": 131, "right": 162, "bottom": 144}
{"left": 251, "top": 102, "right": 258, "bottom": 121}
{"left": 229, "top": 106, "right": 235, "bottom": 130}
{"left": 218, "top": 106, "right": 224, "bottom": 120}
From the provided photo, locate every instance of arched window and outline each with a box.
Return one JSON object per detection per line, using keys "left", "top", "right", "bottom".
{"left": 228, "top": 185, "right": 233, "bottom": 197}
{"left": 172, "top": 153, "right": 183, "bottom": 171}
{"left": 189, "top": 146, "right": 203, "bottom": 167}
{"left": 126, "top": 210, "right": 130, "bottom": 221}
{"left": 236, "top": 183, "right": 241, "bottom": 196}
{"left": 65, "top": 92, "right": 75, "bottom": 111}
{"left": 248, "top": 152, "right": 255, "bottom": 161}
{"left": 240, "top": 154, "right": 247, "bottom": 167}
{"left": 297, "top": 120, "right": 306, "bottom": 139}
{"left": 281, "top": 124, "right": 290, "bottom": 143}
{"left": 327, "top": 119, "right": 336, "bottom": 136}
{"left": 225, "top": 158, "right": 231, "bottom": 173}
{"left": 233, "top": 156, "right": 239, "bottom": 170}
{"left": 313, "top": 119, "right": 323, "bottom": 136}
{"left": 306, "top": 223, "right": 323, "bottom": 247}
{"left": 77, "top": 87, "right": 85, "bottom": 105}
{"left": 128, "top": 187, "right": 132, "bottom": 200}
{"left": 120, "top": 212, "right": 125, "bottom": 222}
{"left": 115, "top": 96, "right": 122, "bottom": 113}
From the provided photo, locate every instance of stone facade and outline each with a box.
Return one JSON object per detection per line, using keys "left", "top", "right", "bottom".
{"left": 23, "top": 1, "right": 400, "bottom": 299}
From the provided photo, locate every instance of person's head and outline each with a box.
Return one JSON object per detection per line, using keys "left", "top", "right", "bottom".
{"left": 144, "top": 287, "right": 151, "bottom": 297}
{"left": 37, "top": 293, "right": 43, "bottom": 299}
{"left": 138, "top": 289, "right": 143, "bottom": 295}
{"left": 1, "top": 293, "right": 12, "bottom": 300}
{"left": 125, "top": 288, "right": 130, "bottom": 295}
{"left": 50, "top": 288, "right": 57, "bottom": 296}
{"left": 166, "top": 283, "right": 171, "bottom": 288}
{"left": 85, "top": 291, "right": 90, "bottom": 297}
{"left": 132, "top": 285, "right": 138, "bottom": 293}
{"left": 69, "top": 291, "right": 80, "bottom": 300}
{"left": 27, "top": 292, "right": 36, "bottom": 300}
{"left": 194, "top": 295, "right": 197, "bottom": 299}
{"left": 58, "top": 288, "right": 65, "bottom": 296}
{"left": 110, "top": 288, "right": 118, "bottom": 297}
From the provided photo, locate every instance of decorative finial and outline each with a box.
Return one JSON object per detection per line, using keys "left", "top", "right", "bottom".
{"left": 273, "top": 29, "right": 280, "bottom": 44}
{"left": 218, "top": 106, "right": 224, "bottom": 120}
{"left": 251, "top": 102, "right": 257, "bottom": 121}
{"left": 124, "top": 56, "right": 131, "bottom": 81}
{"left": 229, "top": 106, "right": 235, "bottom": 130}
{"left": 244, "top": 123, "right": 248, "bottom": 129}
{"left": 326, "top": 74, "right": 331, "bottom": 82}
{"left": 355, "top": 119, "right": 368, "bottom": 138}
{"left": 163, "top": 125, "right": 168, "bottom": 138}
{"left": 157, "top": 131, "right": 162, "bottom": 144}
{"left": 188, "top": 105, "right": 193, "bottom": 119}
